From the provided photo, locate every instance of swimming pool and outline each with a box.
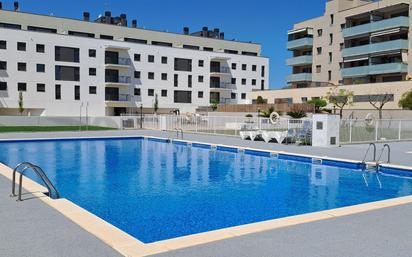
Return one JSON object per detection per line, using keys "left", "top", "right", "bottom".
{"left": 1, "top": 137, "right": 412, "bottom": 243}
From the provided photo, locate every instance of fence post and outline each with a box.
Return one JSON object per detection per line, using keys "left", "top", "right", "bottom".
{"left": 398, "top": 120, "right": 402, "bottom": 141}
{"left": 195, "top": 116, "right": 198, "bottom": 133}
{"left": 235, "top": 116, "right": 238, "bottom": 136}
{"left": 375, "top": 120, "right": 379, "bottom": 142}
{"left": 349, "top": 119, "right": 353, "bottom": 143}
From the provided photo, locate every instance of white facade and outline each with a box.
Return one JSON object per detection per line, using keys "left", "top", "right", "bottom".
{"left": 0, "top": 10, "right": 269, "bottom": 116}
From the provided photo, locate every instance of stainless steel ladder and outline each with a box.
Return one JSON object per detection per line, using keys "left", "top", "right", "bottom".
{"left": 362, "top": 143, "right": 377, "bottom": 163}
{"left": 11, "top": 162, "right": 60, "bottom": 201}
{"left": 376, "top": 144, "right": 391, "bottom": 166}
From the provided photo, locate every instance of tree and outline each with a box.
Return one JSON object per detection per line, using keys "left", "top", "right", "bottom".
{"left": 259, "top": 106, "right": 275, "bottom": 118}
{"left": 256, "top": 96, "right": 265, "bottom": 104}
{"left": 210, "top": 99, "right": 219, "bottom": 111}
{"left": 368, "top": 93, "right": 392, "bottom": 119}
{"left": 326, "top": 87, "right": 354, "bottom": 118}
{"left": 399, "top": 90, "right": 412, "bottom": 110}
{"left": 154, "top": 94, "right": 159, "bottom": 114}
{"left": 18, "top": 91, "right": 24, "bottom": 116}
{"left": 307, "top": 99, "right": 327, "bottom": 113}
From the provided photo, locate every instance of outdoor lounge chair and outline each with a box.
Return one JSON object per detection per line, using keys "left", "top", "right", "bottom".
{"left": 261, "top": 130, "right": 288, "bottom": 143}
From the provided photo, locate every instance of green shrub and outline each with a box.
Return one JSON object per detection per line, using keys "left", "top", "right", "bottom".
{"left": 287, "top": 110, "right": 307, "bottom": 119}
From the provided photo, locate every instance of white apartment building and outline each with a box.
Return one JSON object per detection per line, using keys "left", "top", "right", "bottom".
{"left": 250, "top": 0, "right": 412, "bottom": 110}
{"left": 0, "top": 3, "right": 269, "bottom": 116}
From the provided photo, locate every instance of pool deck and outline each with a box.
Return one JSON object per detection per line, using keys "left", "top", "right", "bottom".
{"left": 1, "top": 129, "right": 412, "bottom": 256}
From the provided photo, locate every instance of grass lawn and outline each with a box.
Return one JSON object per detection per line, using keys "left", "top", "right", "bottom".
{"left": 0, "top": 126, "right": 117, "bottom": 133}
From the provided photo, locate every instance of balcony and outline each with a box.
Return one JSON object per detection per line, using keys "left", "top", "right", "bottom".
{"left": 105, "top": 94, "right": 133, "bottom": 107}
{"left": 343, "top": 16, "right": 409, "bottom": 38}
{"left": 210, "top": 67, "right": 231, "bottom": 76}
{"left": 105, "top": 76, "right": 131, "bottom": 87}
{"left": 286, "top": 73, "right": 312, "bottom": 83}
{"left": 342, "top": 39, "right": 408, "bottom": 58}
{"left": 104, "top": 57, "right": 132, "bottom": 69}
{"left": 105, "top": 45, "right": 130, "bottom": 51}
{"left": 286, "top": 55, "right": 313, "bottom": 66}
{"left": 287, "top": 37, "right": 313, "bottom": 50}
{"left": 210, "top": 82, "right": 234, "bottom": 91}
{"left": 341, "top": 63, "right": 408, "bottom": 78}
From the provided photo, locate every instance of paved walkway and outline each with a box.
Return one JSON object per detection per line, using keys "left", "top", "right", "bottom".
{"left": 1, "top": 130, "right": 412, "bottom": 257}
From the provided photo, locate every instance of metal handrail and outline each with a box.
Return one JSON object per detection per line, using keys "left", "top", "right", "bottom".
{"left": 376, "top": 144, "right": 391, "bottom": 166}
{"left": 362, "top": 143, "right": 376, "bottom": 163}
{"left": 11, "top": 162, "right": 60, "bottom": 201}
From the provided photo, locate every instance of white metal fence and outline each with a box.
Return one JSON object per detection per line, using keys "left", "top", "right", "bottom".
{"left": 340, "top": 119, "right": 412, "bottom": 144}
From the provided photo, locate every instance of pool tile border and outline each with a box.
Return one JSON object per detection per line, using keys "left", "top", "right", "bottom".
{"left": 2, "top": 135, "right": 412, "bottom": 257}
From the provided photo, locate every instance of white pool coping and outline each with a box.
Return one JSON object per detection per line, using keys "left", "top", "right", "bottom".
{"left": 2, "top": 135, "right": 412, "bottom": 257}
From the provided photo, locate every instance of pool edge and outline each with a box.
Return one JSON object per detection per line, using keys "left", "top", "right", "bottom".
{"left": 2, "top": 136, "right": 412, "bottom": 257}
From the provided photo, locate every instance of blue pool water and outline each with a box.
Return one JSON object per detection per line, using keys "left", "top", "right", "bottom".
{"left": 1, "top": 138, "right": 412, "bottom": 243}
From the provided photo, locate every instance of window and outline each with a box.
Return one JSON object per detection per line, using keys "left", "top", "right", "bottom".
{"left": 231, "top": 93, "right": 236, "bottom": 99}
{"left": 232, "top": 63, "right": 237, "bottom": 70}
{"left": 329, "top": 34, "right": 333, "bottom": 45}
{"left": 148, "top": 55, "right": 155, "bottom": 63}
{"left": 36, "top": 44, "right": 45, "bottom": 53}
{"left": 85, "top": 68, "right": 95, "bottom": 76}
{"left": 183, "top": 45, "right": 200, "bottom": 50}
{"left": 339, "top": 62, "right": 343, "bottom": 69}
{"left": 316, "top": 65, "right": 322, "bottom": 73}
{"left": 37, "top": 83, "right": 46, "bottom": 92}
{"left": 242, "top": 64, "right": 247, "bottom": 71}
{"left": 89, "top": 86, "right": 97, "bottom": 94}
{"left": 55, "top": 66, "right": 80, "bottom": 81}
{"left": 329, "top": 52, "right": 332, "bottom": 63}
{"left": 0, "top": 22, "right": 21, "bottom": 30}
{"left": 330, "top": 14, "right": 334, "bottom": 25}
{"left": 261, "top": 66, "right": 265, "bottom": 77}
{"left": 161, "top": 89, "right": 167, "bottom": 97}
{"left": 89, "top": 49, "right": 96, "bottom": 57}
{"left": 134, "top": 88, "right": 141, "bottom": 96}
{"left": 188, "top": 75, "right": 192, "bottom": 88}
{"left": 74, "top": 85, "right": 80, "bottom": 100}
{"left": 340, "top": 43, "right": 344, "bottom": 51}
{"left": 242, "top": 78, "right": 246, "bottom": 85}
{"left": 134, "top": 71, "right": 141, "bottom": 79}
{"left": 252, "top": 65, "right": 257, "bottom": 71}
{"left": 55, "top": 84, "right": 61, "bottom": 100}
{"left": 317, "top": 47, "right": 322, "bottom": 55}
{"left": 0, "top": 81, "right": 7, "bottom": 90}
{"left": 341, "top": 23, "right": 346, "bottom": 30}
{"left": 134, "top": 54, "right": 141, "bottom": 62}
{"left": 198, "top": 75, "right": 204, "bottom": 83}
{"left": 174, "top": 74, "right": 178, "bottom": 87}
{"left": 174, "top": 58, "right": 192, "bottom": 71}
{"left": 161, "top": 73, "right": 167, "bottom": 80}
{"left": 55, "top": 46, "right": 80, "bottom": 62}
{"left": 17, "top": 62, "right": 26, "bottom": 71}
{"left": 241, "top": 93, "right": 246, "bottom": 100}
{"left": 37, "top": 64, "right": 45, "bottom": 73}
{"left": 0, "top": 40, "right": 6, "bottom": 49}
{"left": 198, "top": 60, "right": 204, "bottom": 67}
{"left": 252, "top": 79, "right": 256, "bottom": 86}
{"left": 0, "top": 61, "right": 6, "bottom": 70}
{"left": 152, "top": 41, "right": 173, "bottom": 47}
{"left": 17, "top": 82, "right": 27, "bottom": 91}
{"left": 261, "top": 80, "right": 265, "bottom": 90}
{"left": 28, "top": 26, "right": 57, "bottom": 33}
{"left": 317, "top": 29, "right": 323, "bottom": 37}
{"left": 161, "top": 56, "right": 167, "bottom": 64}
{"left": 203, "top": 47, "right": 213, "bottom": 52}
{"left": 148, "top": 72, "right": 154, "bottom": 80}
{"left": 301, "top": 97, "right": 308, "bottom": 103}
{"left": 17, "top": 42, "right": 26, "bottom": 51}
{"left": 328, "top": 70, "right": 332, "bottom": 81}
{"left": 148, "top": 89, "right": 154, "bottom": 96}
{"left": 174, "top": 90, "right": 192, "bottom": 103}
{"left": 231, "top": 78, "right": 236, "bottom": 84}
{"left": 69, "top": 31, "right": 95, "bottom": 38}
{"left": 198, "top": 91, "right": 204, "bottom": 98}
{"left": 124, "top": 38, "right": 147, "bottom": 44}
{"left": 224, "top": 49, "right": 238, "bottom": 54}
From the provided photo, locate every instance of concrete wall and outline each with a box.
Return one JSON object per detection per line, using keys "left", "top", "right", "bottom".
{"left": 0, "top": 116, "right": 122, "bottom": 128}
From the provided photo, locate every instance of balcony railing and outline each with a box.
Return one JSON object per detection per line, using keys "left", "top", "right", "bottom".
{"left": 342, "top": 63, "right": 408, "bottom": 78}
{"left": 286, "top": 55, "right": 313, "bottom": 66}
{"left": 286, "top": 37, "right": 313, "bottom": 50}
{"left": 286, "top": 73, "right": 312, "bottom": 83}
{"left": 210, "top": 82, "right": 233, "bottom": 89}
{"left": 343, "top": 16, "right": 409, "bottom": 38}
{"left": 210, "top": 67, "right": 231, "bottom": 74}
{"left": 105, "top": 94, "right": 131, "bottom": 102}
{"left": 105, "top": 57, "right": 131, "bottom": 65}
{"left": 342, "top": 39, "right": 408, "bottom": 58}
{"left": 105, "top": 76, "right": 131, "bottom": 84}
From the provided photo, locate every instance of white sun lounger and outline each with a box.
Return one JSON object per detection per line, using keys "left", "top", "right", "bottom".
{"left": 240, "top": 131, "right": 261, "bottom": 141}
{"left": 261, "top": 131, "right": 288, "bottom": 144}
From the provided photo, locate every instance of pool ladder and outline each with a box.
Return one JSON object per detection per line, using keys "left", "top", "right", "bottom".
{"left": 11, "top": 162, "right": 60, "bottom": 201}
{"left": 362, "top": 143, "right": 391, "bottom": 171}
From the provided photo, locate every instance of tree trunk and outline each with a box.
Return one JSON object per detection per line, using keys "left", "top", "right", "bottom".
{"left": 339, "top": 108, "right": 343, "bottom": 118}
{"left": 379, "top": 109, "right": 383, "bottom": 120}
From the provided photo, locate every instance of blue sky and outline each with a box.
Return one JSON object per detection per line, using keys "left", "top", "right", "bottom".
{"left": 6, "top": 0, "right": 326, "bottom": 89}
